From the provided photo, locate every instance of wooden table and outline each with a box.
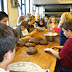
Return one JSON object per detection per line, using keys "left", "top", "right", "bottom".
{"left": 12, "top": 31, "right": 59, "bottom": 72}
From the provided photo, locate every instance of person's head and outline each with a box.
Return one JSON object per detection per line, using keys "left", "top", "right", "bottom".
{"left": 48, "top": 16, "right": 58, "bottom": 24}
{"left": 61, "top": 12, "right": 72, "bottom": 23}
{"left": 36, "top": 14, "right": 40, "bottom": 21}
{"left": 51, "top": 17, "right": 56, "bottom": 24}
{"left": 8, "top": 26, "right": 19, "bottom": 44}
{"left": 20, "top": 20, "right": 29, "bottom": 31}
{"left": 40, "top": 18, "right": 45, "bottom": 25}
{"left": 0, "top": 23, "right": 17, "bottom": 65}
{"left": 32, "top": 15, "right": 35, "bottom": 23}
{"left": 62, "top": 19, "right": 72, "bottom": 38}
{"left": 17, "top": 16, "right": 26, "bottom": 26}
{"left": 27, "top": 16, "right": 34, "bottom": 25}
{"left": 0, "top": 11, "right": 8, "bottom": 25}
{"left": 26, "top": 13, "right": 31, "bottom": 20}
{"left": 45, "top": 17, "right": 48, "bottom": 23}
{"left": 26, "top": 13, "right": 31, "bottom": 17}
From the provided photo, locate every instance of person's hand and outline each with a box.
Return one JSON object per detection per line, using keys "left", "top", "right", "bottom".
{"left": 50, "top": 29, "right": 55, "bottom": 32}
{"left": 44, "top": 48, "right": 53, "bottom": 53}
{"left": 52, "top": 46, "right": 63, "bottom": 49}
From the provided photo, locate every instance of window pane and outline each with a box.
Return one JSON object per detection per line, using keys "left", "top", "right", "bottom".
{"left": 22, "top": 5, "right": 25, "bottom": 15}
{"left": 0, "top": 1, "right": 2, "bottom": 11}
{"left": 22, "top": 0, "right": 25, "bottom": 4}
{"left": 18, "top": 0, "right": 21, "bottom": 6}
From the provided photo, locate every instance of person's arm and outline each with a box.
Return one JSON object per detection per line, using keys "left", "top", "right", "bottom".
{"left": 53, "top": 46, "right": 63, "bottom": 49}
{"left": 44, "top": 48, "right": 61, "bottom": 59}
{"left": 53, "top": 27, "right": 61, "bottom": 33}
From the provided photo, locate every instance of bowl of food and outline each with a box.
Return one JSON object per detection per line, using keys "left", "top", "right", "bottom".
{"left": 44, "top": 32, "right": 58, "bottom": 42}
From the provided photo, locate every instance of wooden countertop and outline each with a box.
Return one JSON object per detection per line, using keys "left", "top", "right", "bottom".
{"left": 12, "top": 30, "right": 59, "bottom": 72}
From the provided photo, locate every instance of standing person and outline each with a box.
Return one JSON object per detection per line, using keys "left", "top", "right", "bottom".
{"left": 0, "top": 23, "right": 18, "bottom": 72}
{"left": 0, "top": 11, "right": 8, "bottom": 25}
{"left": 59, "top": 12, "right": 72, "bottom": 46}
{"left": 44, "top": 19, "right": 72, "bottom": 72}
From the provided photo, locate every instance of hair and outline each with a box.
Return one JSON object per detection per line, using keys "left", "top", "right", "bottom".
{"left": 40, "top": 18, "right": 45, "bottom": 25}
{"left": 39, "top": 18, "right": 47, "bottom": 28}
{"left": 48, "top": 16, "right": 58, "bottom": 24}
{"left": 20, "top": 20, "right": 29, "bottom": 29}
{"left": 26, "top": 13, "right": 31, "bottom": 17}
{"left": 61, "top": 12, "right": 72, "bottom": 23}
{"left": 0, "top": 23, "right": 18, "bottom": 62}
{"left": 27, "top": 16, "right": 32, "bottom": 22}
{"left": 32, "top": 15, "right": 35, "bottom": 20}
{"left": 32, "top": 15, "right": 35, "bottom": 18}
{"left": 17, "top": 16, "right": 25, "bottom": 26}
{"left": 8, "top": 26, "right": 19, "bottom": 43}
{"left": 62, "top": 19, "right": 72, "bottom": 31}
{"left": 0, "top": 11, "right": 8, "bottom": 21}
{"left": 45, "top": 16, "right": 48, "bottom": 19}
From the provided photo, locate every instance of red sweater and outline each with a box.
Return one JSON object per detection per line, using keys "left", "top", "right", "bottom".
{"left": 59, "top": 38, "right": 72, "bottom": 69}
{"left": 53, "top": 27, "right": 61, "bottom": 33}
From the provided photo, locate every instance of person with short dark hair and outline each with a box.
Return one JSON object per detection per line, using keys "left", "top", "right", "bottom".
{"left": 0, "top": 11, "right": 8, "bottom": 25}
{"left": 0, "top": 23, "right": 18, "bottom": 72}
{"left": 44, "top": 19, "right": 72, "bottom": 72}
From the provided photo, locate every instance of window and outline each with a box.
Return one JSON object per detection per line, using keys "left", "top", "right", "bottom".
{"left": 18, "top": 0, "right": 30, "bottom": 16}
{"left": 18, "top": 0, "right": 26, "bottom": 16}
{"left": 0, "top": 0, "right": 3, "bottom": 11}
{"left": 3, "top": 0, "right": 8, "bottom": 14}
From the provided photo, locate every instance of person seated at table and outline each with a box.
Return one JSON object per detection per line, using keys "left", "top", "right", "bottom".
{"left": 0, "top": 11, "right": 8, "bottom": 25}
{"left": 14, "top": 16, "right": 26, "bottom": 29}
{"left": 0, "top": 23, "right": 18, "bottom": 72}
{"left": 35, "top": 14, "right": 40, "bottom": 25}
{"left": 44, "top": 16, "right": 49, "bottom": 27}
{"left": 36, "top": 18, "right": 47, "bottom": 30}
{"left": 44, "top": 19, "right": 72, "bottom": 72}
{"left": 27, "top": 16, "right": 35, "bottom": 32}
{"left": 47, "top": 16, "right": 58, "bottom": 30}
{"left": 31, "top": 15, "right": 37, "bottom": 28}
{"left": 15, "top": 20, "right": 29, "bottom": 38}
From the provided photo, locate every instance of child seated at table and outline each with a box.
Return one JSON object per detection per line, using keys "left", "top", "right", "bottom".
{"left": 47, "top": 16, "right": 58, "bottom": 30}
{"left": 27, "top": 16, "right": 34, "bottom": 32}
{"left": 15, "top": 20, "right": 29, "bottom": 38}
{"left": 36, "top": 18, "right": 47, "bottom": 30}
{"left": 44, "top": 19, "right": 72, "bottom": 72}
{"left": 0, "top": 23, "right": 18, "bottom": 72}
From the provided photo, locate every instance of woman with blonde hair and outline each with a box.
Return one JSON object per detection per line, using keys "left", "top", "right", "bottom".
{"left": 59, "top": 12, "right": 72, "bottom": 46}
{"left": 47, "top": 16, "right": 58, "bottom": 30}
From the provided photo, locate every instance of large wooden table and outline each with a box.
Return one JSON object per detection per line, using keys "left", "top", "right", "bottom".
{"left": 12, "top": 30, "right": 59, "bottom": 72}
